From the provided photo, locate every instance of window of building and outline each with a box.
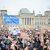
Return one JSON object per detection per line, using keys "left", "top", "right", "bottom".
{"left": 48, "top": 22, "right": 50, "bottom": 24}
{"left": 30, "top": 18, "right": 33, "bottom": 25}
{"left": 27, "top": 18, "right": 29, "bottom": 25}
{"left": 30, "top": 18, "right": 31, "bottom": 25}
{"left": 48, "top": 19, "right": 50, "bottom": 24}
{"left": 25, "top": 18, "right": 26, "bottom": 25}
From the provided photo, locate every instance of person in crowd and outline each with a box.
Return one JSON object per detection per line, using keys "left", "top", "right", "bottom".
{"left": 0, "top": 28, "right": 50, "bottom": 50}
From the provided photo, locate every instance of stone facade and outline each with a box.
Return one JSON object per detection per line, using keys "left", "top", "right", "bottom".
{"left": 0, "top": 8, "right": 50, "bottom": 30}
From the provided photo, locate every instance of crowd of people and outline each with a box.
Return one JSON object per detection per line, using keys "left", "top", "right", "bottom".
{"left": 0, "top": 28, "right": 50, "bottom": 50}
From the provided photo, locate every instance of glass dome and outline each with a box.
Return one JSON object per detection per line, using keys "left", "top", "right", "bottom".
{"left": 19, "top": 8, "right": 30, "bottom": 13}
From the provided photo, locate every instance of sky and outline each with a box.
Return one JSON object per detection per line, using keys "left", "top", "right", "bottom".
{"left": 0, "top": 0, "right": 50, "bottom": 15}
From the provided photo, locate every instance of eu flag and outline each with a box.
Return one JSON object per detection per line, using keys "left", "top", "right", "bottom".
{"left": 3, "top": 14, "right": 19, "bottom": 24}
